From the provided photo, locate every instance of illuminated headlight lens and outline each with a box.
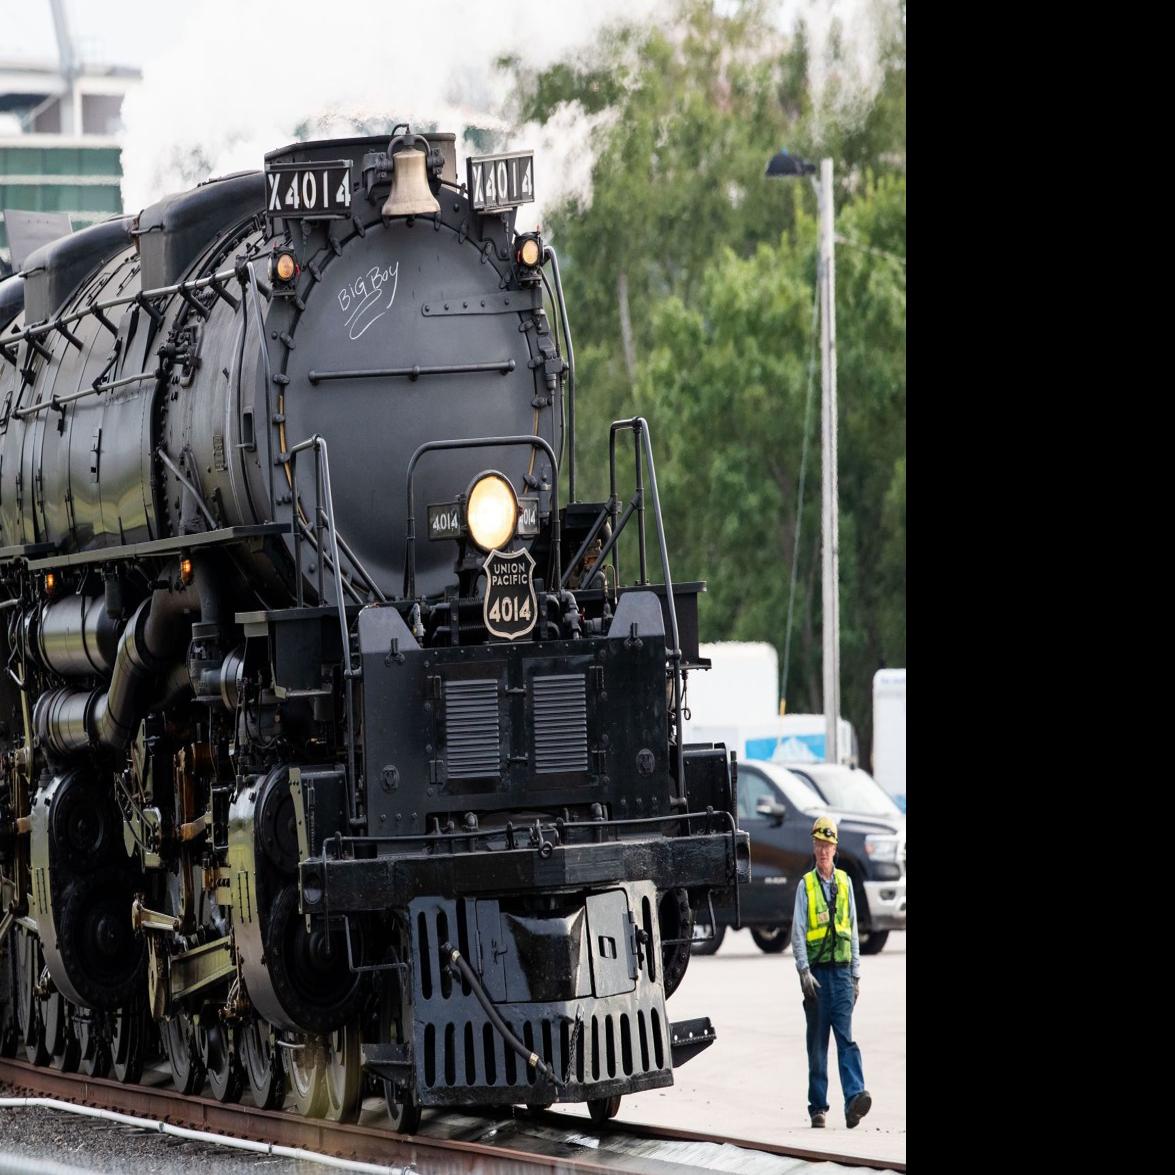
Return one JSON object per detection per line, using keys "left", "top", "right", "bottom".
{"left": 466, "top": 473, "right": 518, "bottom": 551}
{"left": 864, "top": 834, "right": 901, "bottom": 863}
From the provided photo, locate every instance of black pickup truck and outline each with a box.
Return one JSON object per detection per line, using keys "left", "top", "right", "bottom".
{"left": 693, "top": 760, "right": 906, "bottom": 955}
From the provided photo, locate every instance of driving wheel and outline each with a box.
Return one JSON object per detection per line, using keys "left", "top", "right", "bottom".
{"left": 110, "top": 1000, "right": 145, "bottom": 1084}
{"left": 198, "top": 1019, "right": 244, "bottom": 1103}
{"left": 285, "top": 1034, "right": 328, "bottom": 1118}
{"left": 1, "top": 937, "right": 20, "bottom": 1057}
{"left": 321, "top": 1021, "right": 362, "bottom": 1123}
{"left": 162, "top": 1012, "right": 205, "bottom": 1094}
{"left": 15, "top": 930, "right": 48, "bottom": 1066}
{"left": 75, "top": 1011, "right": 111, "bottom": 1078}
{"left": 44, "top": 990, "right": 81, "bottom": 1072}
{"left": 242, "top": 1016, "right": 286, "bottom": 1109}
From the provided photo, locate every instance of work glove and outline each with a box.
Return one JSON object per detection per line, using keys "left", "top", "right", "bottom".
{"left": 799, "top": 968, "right": 821, "bottom": 999}
{"left": 852, "top": 975, "right": 860, "bottom": 1007}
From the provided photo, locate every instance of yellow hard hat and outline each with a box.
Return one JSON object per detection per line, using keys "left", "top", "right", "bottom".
{"left": 811, "top": 815, "right": 838, "bottom": 844}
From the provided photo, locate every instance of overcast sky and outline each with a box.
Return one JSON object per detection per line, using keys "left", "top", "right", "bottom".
{"left": 0, "top": 0, "right": 164, "bottom": 67}
{"left": 1, "top": 0, "right": 898, "bottom": 227}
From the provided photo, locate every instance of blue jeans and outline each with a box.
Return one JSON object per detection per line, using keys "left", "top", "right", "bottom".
{"left": 803, "top": 963, "right": 865, "bottom": 1116}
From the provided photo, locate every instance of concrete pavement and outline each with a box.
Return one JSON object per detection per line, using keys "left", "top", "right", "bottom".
{"left": 562, "top": 928, "right": 906, "bottom": 1166}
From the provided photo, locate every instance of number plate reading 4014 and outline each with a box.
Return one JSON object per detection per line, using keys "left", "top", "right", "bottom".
{"left": 265, "top": 161, "right": 352, "bottom": 221}
{"left": 467, "top": 152, "right": 535, "bottom": 213}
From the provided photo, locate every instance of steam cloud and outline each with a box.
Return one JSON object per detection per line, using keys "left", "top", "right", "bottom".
{"left": 119, "top": 0, "right": 668, "bottom": 230}
{"left": 118, "top": 1, "right": 901, "bottom": 224}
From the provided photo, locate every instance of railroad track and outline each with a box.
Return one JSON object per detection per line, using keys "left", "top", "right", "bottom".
{"left": 0, "top": 1057, "right": 905, "bottom": 1174}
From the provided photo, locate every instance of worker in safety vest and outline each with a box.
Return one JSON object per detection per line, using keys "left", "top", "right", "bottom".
{"left": 791, "top": 814, "right": 871, "bottom": 1130}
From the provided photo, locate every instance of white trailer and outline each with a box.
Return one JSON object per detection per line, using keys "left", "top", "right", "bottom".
{"left": 872, "top": 668, "right": 906, "bottom": 812}
{"left": 684, "top": 641, "right": 780, "bottom": 730}
{"left": 684, "top": 643, "right": 857, "bottom": 766}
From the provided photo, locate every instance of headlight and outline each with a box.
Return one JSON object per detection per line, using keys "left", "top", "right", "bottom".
{"left": 864, "top": 834, "right": 901, "bottom": 864}
{"left": 466, "top": 472, "right": 518, "bottom": 551}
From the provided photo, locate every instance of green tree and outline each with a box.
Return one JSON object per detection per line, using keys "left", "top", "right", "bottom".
{"left": 502, "top": 0, "right": 905, "bottom": 756}
{"left": 638, "top": 172, "right": 904, "bottom": 753}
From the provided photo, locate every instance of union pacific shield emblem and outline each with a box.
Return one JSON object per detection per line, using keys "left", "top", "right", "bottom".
{"left": 482, "top": 548, "right": 538, "bottom": 640}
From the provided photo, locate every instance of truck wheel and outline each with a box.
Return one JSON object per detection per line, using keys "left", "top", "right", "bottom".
{"left": 690, "top": 920, "right": 725, "bottom": 956}
{"left": 750, "top": 927, "right": 789, "bottom": 954}
{"left": 860, "top": 931, "right": 890, "bottom": 955}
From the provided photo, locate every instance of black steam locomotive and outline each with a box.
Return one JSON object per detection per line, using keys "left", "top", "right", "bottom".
{"left": 0, "top": 129, "right": 748, "bottom": 1129}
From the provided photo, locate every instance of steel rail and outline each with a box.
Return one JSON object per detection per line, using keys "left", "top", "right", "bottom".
{"left": 0, "top": 1056, "right": 904, "bottom": 1173}
{"left": 535, "top": 1106, "right": 907, "bottom": 1172}
{"left": 0, "top": 1057, "right": 594, "bottom": 1173}
{"left": 0, "top": 1096, "right": 402, "bottom": 1174}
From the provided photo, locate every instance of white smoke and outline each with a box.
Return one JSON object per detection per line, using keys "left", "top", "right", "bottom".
{"left": 119, "top": 0, "right": 669, "bottom": 229}
{"left": 118, "top": 0, "right": 901, "bottom": 222}
{"left": 774, "top": 0, "right": 904, "bottom": 144}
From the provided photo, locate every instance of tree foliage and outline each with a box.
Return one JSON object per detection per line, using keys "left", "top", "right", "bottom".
{"left": 502, "top": 0, "right": 905, "bottom": 758}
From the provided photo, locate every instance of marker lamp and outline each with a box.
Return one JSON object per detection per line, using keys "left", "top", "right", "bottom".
{"left": 516, "top": 236, "right": 542, "bottom": 267}
{"left": 271, "top": 250, "right": 298, "bottom": 283}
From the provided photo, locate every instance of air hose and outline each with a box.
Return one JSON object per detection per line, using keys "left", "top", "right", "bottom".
{"left": 440, "top": 942, "right": 563, "bottom": 1091}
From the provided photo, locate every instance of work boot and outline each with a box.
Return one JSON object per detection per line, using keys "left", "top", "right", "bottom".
{"left": 810, "top": 1111, "right": 826, "bottom": 1128}
{"left": 845, "top": 1091, "right": 872, "bottom": 1128}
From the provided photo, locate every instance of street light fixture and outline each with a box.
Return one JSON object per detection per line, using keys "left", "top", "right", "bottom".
{"left": 765, "top": 148, "right": 817, "bottom": 178}
{"left": 766, "top": 148, "right": 841, "bottom": 766}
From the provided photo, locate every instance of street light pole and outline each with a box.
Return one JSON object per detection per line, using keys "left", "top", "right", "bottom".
{"left": 817, "top": 158, "right": 840, "bottom": 766}
{"left": 765, "top": 149, "right": 840, "bottom": 764}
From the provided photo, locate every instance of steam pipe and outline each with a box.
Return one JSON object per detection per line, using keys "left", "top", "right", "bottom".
{"left": 34, "top": 569, "right": 209, "bottom": 756}
{"left": 32, "top": 594, "right": 120, "bottom": 676}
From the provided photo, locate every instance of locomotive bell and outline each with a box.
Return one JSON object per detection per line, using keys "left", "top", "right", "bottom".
{"left": 381, "top": 148, "right": 440, "bottom": 218}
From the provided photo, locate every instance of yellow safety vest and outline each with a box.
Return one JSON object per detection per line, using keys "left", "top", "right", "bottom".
{"left": 803, "top": 867, "right": 852, "bottom": 964}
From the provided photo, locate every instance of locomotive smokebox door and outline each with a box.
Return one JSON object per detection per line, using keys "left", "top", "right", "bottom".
{"left": 482, "top": 549, "right": 537, "bottom": 640}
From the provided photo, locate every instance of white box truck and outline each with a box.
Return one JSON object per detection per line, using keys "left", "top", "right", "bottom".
{"left": 684, "top": 642, "right": 857, "bottom": 765}
{"left": 684, "top": 641, "right": 780, "bottom": 727}
{"left": 872, "top": 668, "right": 906, "bottom": 812}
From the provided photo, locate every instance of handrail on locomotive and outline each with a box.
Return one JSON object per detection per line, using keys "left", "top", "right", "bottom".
{"left": 402, "top": 433, "right": 562, "bottom": 600}
{"left": 282, "top": 434, "right": 360, "bottom": 824}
